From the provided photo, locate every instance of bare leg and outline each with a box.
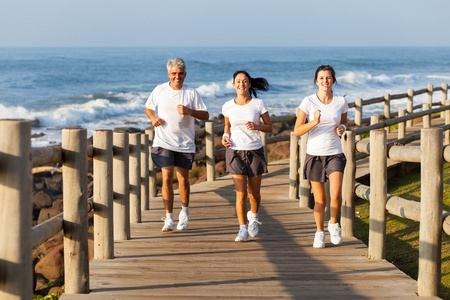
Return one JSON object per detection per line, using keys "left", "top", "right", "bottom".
{"left": 161, "top": 166, "right": 174, "bottom": 214}
{"left": 176, "top": 166, "right": 190, "bottom": 208}
{"left": 328, "top": 172, "right": 344, "bottom": 224}
{"left": 247, "top": 174, "right": 262, "bottom": 214}
{"left": 232, "top": 175, "right": 248, "bottom": 225}
{"left": 310, "top": 181, "right": 326, "bottom": 232}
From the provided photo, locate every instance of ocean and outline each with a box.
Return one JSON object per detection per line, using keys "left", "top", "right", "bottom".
{"left": 1, "top": 47, "right": 449, "bottom": 146}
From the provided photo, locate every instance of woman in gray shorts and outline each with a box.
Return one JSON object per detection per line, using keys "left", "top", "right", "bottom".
{"left": 222, "top": 70, "right": 273, "bottom": 242}
{"left": 294, "top": 65, "right": 349, "bottom": 248}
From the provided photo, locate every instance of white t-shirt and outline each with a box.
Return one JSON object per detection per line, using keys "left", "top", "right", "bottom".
{"left": 145, "top": 82, "right": 207, "bottom": 153}
{"left": 222, "top": 98, "right": 268, "bottom": 150}
{"left": 299, "top": 94, "right": 349, "bottom": 156}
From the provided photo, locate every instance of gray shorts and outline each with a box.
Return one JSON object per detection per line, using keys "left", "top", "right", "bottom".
{"left": 151, "top": 147, "right": 195, "bottom": 170}
{"left": 303, "top": 153, "right": 346, "bottom": 182}
{"left": 225, "top": 147, "right": 268, "bottom": 177}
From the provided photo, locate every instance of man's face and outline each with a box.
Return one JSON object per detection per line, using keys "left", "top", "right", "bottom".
{"left": 167, "top": 66, "right": 186, "bottom": 90}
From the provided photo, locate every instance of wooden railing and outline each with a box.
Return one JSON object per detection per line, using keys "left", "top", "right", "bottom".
{"left": 290, "top": 85, "right": 450, "bottom": 297}
{"left": 0, "top": 83, "right": 448, "bottom": 299}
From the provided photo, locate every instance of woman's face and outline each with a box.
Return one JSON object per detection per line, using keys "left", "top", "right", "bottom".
{"left": 315, "top": 70, "right": 334, "bottom": 92}
{"left": 233, "top": 73, "right": 251, "bottom": 96}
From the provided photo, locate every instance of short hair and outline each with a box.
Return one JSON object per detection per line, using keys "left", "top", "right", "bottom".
{"left": 167, "top": 58, "right": 186, "bottom": 72}
{"left": 314, "top": 65, "right": 337, "bottom": 84}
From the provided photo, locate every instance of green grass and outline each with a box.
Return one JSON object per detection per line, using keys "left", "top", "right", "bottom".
{"left": 354, "top": 162, "right": 450, "bottom": 299}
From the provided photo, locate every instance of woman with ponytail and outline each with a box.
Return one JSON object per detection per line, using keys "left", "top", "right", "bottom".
{"left": 222, "top": 70, "right": 273, "bottom": 242}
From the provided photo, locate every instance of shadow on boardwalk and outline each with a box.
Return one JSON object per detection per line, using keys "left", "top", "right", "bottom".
{"left": 62, "top": 159, "right": 436, "bottom": 299}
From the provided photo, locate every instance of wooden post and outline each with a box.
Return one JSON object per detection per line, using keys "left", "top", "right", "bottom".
{"left": 129, "top": 133, "right": 141, "bottom": 224}
{"left": 384, "top": 94, "right": 391, "bottom": 133}
{"left": 289, "top": 132, "right": 299, "bottom": 200}
{"left": 407, "top": 89, "right": 414, "bottom": 127}
{"left": 355, "top": 98, "right": 362, "bottom": 141}
{"left": 445, "top": 100, "right": 450, "bottom": 145}
{"left": 261, "top": 131, "right": 268, "bottom": 162}
{"left": 341, "top": 130, "right": 355, "bottom": 237}
{"left": 62, "top": 127, "right": 89, "bottom": 294}
{"left": 418, "top": 128, "right": 443, "bottom": 297}
{"left": 141, "top": 133, "right": 149, "bottom": 210}
{"left": 113, "top": 132, "right": 130, "bottom": 240}
{"left": 398, "top": 110, "right": 405, "bottom": 139}
{"left": 368, "top": 129, "right": 387, "bottom": 260}
{"left": 93, "top": 130, "right": 114, "bottom": 260}
{"left": 0, "top": 120, "right": 33, "bottom": 299}
{"left": 427, "top": 84, "right": 433, "bottom": 107}
{"left": 205, "top": 120, "right": 215, "bottom": 182}
{"left": 370, "top": 115, "right": 379, "bottom": 126}
{"left": 145, "top": 128, "right": 157, "bottom": 199}
{"left": 299, "top": 133, "right": 310, "bottom": 208}
{"left": 442, "top": 83, "right": 448, "bottom": 118}
{"left": 422, "top": 104, "right": 431, "bottom": 128}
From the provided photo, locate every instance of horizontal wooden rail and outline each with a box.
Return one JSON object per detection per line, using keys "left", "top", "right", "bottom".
{"left": 32, "top": 199, "right": 94, "bottom": 249}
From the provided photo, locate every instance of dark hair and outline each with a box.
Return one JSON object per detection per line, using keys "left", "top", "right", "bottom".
{"left": 314, "top": 65, "right": 337, "bottom": 84}
{"left": 233, "top": 70, "right": 269, "bottom": 98}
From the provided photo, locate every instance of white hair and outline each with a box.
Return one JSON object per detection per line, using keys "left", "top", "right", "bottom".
{"left": 166, "top": 58, "right": 186, "bottom": 72}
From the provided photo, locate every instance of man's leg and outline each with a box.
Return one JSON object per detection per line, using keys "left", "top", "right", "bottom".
{"left": 176, "top": 166, "right": 190, "bottom": 208}
{"left": 161, "top": 166, "right": 175, "bottom": 214}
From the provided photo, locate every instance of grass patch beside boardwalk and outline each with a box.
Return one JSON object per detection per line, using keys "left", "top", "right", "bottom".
{"left": 354, "top": 162, "right": 450, "bottom": 299}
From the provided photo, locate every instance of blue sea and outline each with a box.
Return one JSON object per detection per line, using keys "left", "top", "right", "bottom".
{"left": 1, "top": 47, "right": 449, "bottom": 146}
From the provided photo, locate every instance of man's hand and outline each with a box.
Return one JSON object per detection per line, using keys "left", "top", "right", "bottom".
{"left": 177, "top": 105, "right": 192, "bottom": 116}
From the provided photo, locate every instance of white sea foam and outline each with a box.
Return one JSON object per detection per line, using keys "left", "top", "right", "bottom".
{"left": 196, "top": 81, "right": 234, "bottom": 98}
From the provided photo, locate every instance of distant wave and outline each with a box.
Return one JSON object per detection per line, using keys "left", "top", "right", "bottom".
{"left": 3, "top": 92, "right": 148, "bottom": 128}
{"left": 196, "top": 81, "right": 234, "bottom": 98}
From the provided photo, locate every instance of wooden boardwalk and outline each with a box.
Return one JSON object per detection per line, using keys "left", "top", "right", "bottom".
{"left": 61, "top": 119, "right": 448, "bottom": 299}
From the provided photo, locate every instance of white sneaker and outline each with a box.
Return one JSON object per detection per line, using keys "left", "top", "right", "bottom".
{"left": 328, "top": 222, "right": 343, "bottom": 245}
{"left": 177, "top": 211, "right": 189, "bottom": 230}
{"left": 161, "top": 217, "right": 175, "bottom": 232}
{"left": 247, "top": 211, "right": 262, "bottom": 237}
{"left": 313, "top": 231, "right": 325, "bottom": 248}
{"left": 235, "top": 228, "right": 249, "bottom": 242}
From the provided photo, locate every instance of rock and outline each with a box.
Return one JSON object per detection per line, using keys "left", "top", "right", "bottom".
{"left": 215, "top": 161, "right": 227, "bottom": 176}
{"left": 38, "top": 207, "right": 62, "bottom": 224}
{"left": 33, "top": 190, "right": 53, "bottom": 210}
{"left": 44, "top": 173, "right": 62, "bottom": 193}
{"left": 51, "top": 199, "right": 63, "bottom": 211}
{"left": 268, "top": 142, "right": 290, "bottom": 161}
{"left": 35, "top": 244, "right": 64, "bottom": 281}
{"left": 114, "top": 127, "right": 142, "bottom": 133}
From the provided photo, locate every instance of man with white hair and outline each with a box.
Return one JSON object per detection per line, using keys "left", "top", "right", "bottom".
{"left": 145, "top": 58, "right": 209, "bottom": 232}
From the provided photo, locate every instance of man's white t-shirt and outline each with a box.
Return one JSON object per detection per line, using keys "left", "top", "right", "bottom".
{"left": 222, "top": 98, "right": 268, "bottom": 150}
{"left": 145, "top": 82, "right": 207, "bottom": 153}
{"left": 299, "top": 94, "right": 349, "bottom": 156}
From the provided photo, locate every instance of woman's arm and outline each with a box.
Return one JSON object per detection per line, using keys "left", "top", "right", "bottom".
{"left": 246, "top": 111, "right": 273, "bottom": 133}
{"left": 222, "top": 116, "right": 232, "bottom": 148}
{"left": 293, "top": 109, "right": 320, "bottom": 137}
{"left": 335, "top": 112, "right": 348, "bottom": 136}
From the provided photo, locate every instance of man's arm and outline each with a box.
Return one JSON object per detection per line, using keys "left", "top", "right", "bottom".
{"left": 177, "top": 105, "right": 209, "bottom": 120}
{"left": 145, "top": 107, "right": 165, "bottom": 127}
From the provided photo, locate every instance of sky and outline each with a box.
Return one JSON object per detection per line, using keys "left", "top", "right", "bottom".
{"left": 1, "top": 0, "right": 449, "bottom": 47}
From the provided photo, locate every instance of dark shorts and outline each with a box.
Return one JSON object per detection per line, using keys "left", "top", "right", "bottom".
{"left": 151, "top": 147, "right": 195, "bottom": 170}
{"left": 225, "top": 147, "right": 268, "bottom": 177}
{"left": 303, "top": 153, "right": 346, "bottom": 182}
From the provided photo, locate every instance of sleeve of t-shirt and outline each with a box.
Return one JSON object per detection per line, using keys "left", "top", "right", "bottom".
{"left": 222, "top": 101, "right": 229, "bottom": 118}
{"left": 342, "top": 97, "right": 349, "bottom": 114}
{"left": 145, "top": 87, "right": 158, "bottom": 110}
{"left": 298, "top": 97, "right": 310, "bottom": 115}
{"left": 191, "top": 90, "right": 207, "bottom": 111}
{"left": 260, "top": 99, "right": 269, "bottom": 115}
